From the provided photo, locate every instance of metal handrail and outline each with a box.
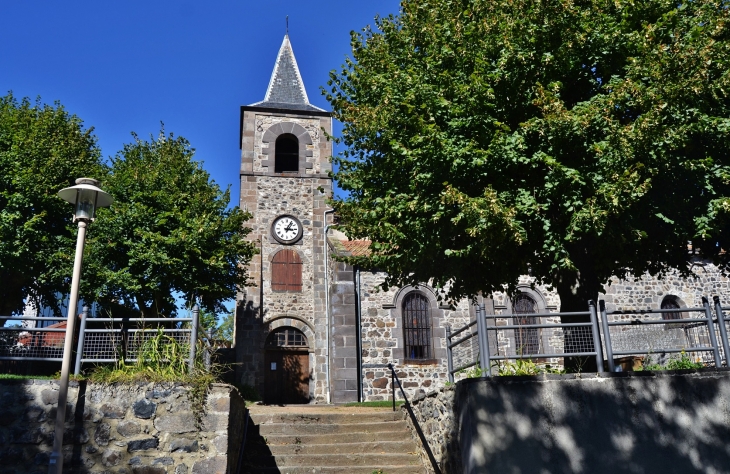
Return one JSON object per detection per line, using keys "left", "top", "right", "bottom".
{"left": 388, "top": 363, "right": 442, "bottom": 474}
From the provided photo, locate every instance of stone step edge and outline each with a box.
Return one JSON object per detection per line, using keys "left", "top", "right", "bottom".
{"left": 266, "top": 440, "right": 419, "bottom": 448}
{"left": 242, "top": 467, "right": 426, "bottom": 474}
{"left": 255, "top": 421, "right": 407, "bottom": 428}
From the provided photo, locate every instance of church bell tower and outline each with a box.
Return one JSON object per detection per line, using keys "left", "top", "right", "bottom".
{"left": 236, "top": 34, "right": 333, "bottom": 404}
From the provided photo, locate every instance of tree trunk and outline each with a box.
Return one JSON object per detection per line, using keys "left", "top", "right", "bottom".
{"left": 555, "top": 266, "right": 601, "bottom": 373}
{"left": 136, "top": 296, "right": 150, "bottom": 319}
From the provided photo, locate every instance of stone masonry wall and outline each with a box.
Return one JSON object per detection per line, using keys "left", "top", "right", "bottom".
{"left": 402, "top": 386, "right": 460, "bottom": 474}
{"left": 356, "top": 271, "right": 473, "bottom": 401}
{"left": 237, "top": 108, "right": 332, "bottom": 402}
{"left": 0, "top": 381, "right": 244, "bottom": 474}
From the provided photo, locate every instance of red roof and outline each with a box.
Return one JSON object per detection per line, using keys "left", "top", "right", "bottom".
{"left": 340, "top": 240, "right": 371, "bottom": 257}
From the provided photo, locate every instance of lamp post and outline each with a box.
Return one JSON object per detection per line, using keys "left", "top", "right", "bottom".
{"left": 49, "top": 178, "right": 112, "bottom": 474}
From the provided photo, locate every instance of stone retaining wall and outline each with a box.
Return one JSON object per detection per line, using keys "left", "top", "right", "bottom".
{"left": 405, "top": 369, "right": 730, "bottom": 474}
{"left": 0, "top": 380, "right": 244, "bottom": 474}
{"left": 402, "top": 386, "right": 461, "bottom": 474}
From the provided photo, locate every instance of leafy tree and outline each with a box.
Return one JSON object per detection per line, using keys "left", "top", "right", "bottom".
{"left": 217, "top": 311, "right": 234, "bottom": 343}
{"left": 82, "top": 130, "right": 256, "bottom": 318}
{"left": 327, "top": 0, "right": 730, "bottom": 314}
{"left": 0, "top": 93, "right": 103, "bottom": 316}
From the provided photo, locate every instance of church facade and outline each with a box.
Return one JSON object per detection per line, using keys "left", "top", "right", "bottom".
{"left": 235, "top": 35, "right": 730, "bottom": 405}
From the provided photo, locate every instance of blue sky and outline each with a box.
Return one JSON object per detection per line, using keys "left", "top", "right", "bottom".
{"left": 0, "top": 1, "right": 401, "bottom": 205}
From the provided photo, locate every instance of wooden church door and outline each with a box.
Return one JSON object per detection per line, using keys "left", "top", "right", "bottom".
{"left": 264, "top": 328, "right": 310, "bottom": 404}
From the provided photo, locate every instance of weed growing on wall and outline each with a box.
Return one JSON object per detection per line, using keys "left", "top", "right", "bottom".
{"left": 637, "top": 351, "right": 705, "bottom": 371}
{"left": 460, "top": 360, "right": 566, "bottom": 378}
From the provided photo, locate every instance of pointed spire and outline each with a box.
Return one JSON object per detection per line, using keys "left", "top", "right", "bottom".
{"left": 250, "top": 34, "right": 325, "bottom": 112}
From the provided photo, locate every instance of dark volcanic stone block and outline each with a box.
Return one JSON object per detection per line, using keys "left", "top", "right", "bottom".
{"left": 127, "top": 438, "right": 159, "bottom": 452}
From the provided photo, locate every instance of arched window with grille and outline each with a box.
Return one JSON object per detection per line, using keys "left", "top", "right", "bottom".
{"left": 661, "top": 295, "right": 683, "bottom": 320}
{"left": 403, "top": 292, "right": 432, "bottom": 360}
{"left": 271, "top": 249, "right": 302, "bottom": 292}
{"left": 275, "top": 133, "right": 299, "bottom": 173}
{"left": 513, "top": 293, "right": 541, "bottom": 355}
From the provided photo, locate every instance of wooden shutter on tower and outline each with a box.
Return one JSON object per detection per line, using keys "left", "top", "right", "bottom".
{"left": 271, "top": 249, "right": 302, "bottom": 292}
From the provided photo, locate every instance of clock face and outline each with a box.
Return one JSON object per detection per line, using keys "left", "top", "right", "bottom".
{"left": 272, "top": 215, "right": 302, "bottom": 244}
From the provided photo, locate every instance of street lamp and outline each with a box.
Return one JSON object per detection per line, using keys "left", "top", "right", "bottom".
{"left": 49, "top": 178, "right": 113, "bottom": 474}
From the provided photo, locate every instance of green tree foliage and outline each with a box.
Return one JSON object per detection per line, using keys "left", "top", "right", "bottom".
{"left": 327, "top": 0, "right": 730, "bottom": 310}
{"left": 82, "top": 130, "right": 256, "bottom": 318}
{"left": 0, "top": 93, "right": 103, "bottom": 316}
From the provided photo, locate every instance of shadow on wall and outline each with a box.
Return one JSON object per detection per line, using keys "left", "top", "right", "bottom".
{"left": 458, "top": 370, "right": 730, "bottom": 474}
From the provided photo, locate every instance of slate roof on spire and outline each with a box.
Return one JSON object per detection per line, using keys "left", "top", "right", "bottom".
{"left": 250, "top": 35, "right": 326, "bottom": 113}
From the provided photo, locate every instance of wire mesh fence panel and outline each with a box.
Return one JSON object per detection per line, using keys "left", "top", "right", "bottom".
{"left": 601, "top": 304, "right": 721, "bottom": 369}
{"left": 124, "top": 329, "right": 192, "bottom": 362}
{"left": 0, "top": 317, "right": 68, "bottom": 361}
{"left": 607, "top": 315, "right": 691, "bottom": 354}
{"left": 487, "top": 312, "right": 595, "bottom": 360}
{"left": 79, "top": 330, "right": 124, "bottom": 361}
{"left": 78, "top": 317, "right": 195, "bottom": 365}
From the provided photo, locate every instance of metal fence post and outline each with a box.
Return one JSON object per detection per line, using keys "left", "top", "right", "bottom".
{"left": 599, "top": 300, "right": 616, "bottom": 372}
{"left": 189, "top": 304, "right": 199, "bottom": 374}
{"left": 702, "top": 297, "right": 722, "bottom": 367}
{"left": 588, "top": 300, "right": 605, "bottom": 373}
{"left": 476, "top": 303, "right": 491, "bottom": 376}
{"left": 446, "top": 326, "right": 454, "bottom": 383}
{"left": 74, "top": 306, "right": 89, "bottom": 376}
{"left": 713, "top": 296, "right": 730, "bottom": 366}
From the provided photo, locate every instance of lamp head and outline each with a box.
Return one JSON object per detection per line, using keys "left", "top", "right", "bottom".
{"left": 58, "top": 178, "right": 113, "bottom": 222}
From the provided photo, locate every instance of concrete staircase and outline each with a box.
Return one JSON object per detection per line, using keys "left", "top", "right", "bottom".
{"left": 241, "top": 405, "right": 427, "bottom": 474}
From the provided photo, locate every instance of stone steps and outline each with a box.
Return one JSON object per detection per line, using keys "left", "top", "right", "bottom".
{"left": 257, "top": 420, "right": 409, "bottom": 436}
{"left": 241, "top": 405, "right": 427, "bottom": 474}
{"left": 250, "top": 411, "right": 402, "bottom": 424}
{"left": 267, "top": 440, "right": 418, "bottom": 455}
{"left": 262, "top": 430, "right": 410, "bottom": 445}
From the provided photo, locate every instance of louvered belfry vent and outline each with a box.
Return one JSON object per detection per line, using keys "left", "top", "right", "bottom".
{"left": 272, "top": 249, "right": 303, "bottom": 292}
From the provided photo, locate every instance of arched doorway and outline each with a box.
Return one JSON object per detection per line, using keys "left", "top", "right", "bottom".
{"left": 264, "top": 327, "right": 310, "bottom": 404}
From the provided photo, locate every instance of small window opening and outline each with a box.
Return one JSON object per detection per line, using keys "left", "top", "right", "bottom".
{"left": 275, "top": 134, "right": 299, "bottom": 173}
{"left": 661, "top": 295, "right": 682, "bottom": 320}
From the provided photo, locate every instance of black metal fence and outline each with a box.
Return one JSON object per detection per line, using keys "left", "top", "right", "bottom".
{"left": 447, "top": 296, "right": 730, "bottom": 381}
{"left": 0, "top": 306, "right": 199, "bottom": 375}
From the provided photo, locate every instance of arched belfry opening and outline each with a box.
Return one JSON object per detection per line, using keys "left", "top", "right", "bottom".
{"left": 264, "top": 327, "right": 310, "bottom": 404}
{"left": 275, "top": 133, "right": 299, "bottom": 173}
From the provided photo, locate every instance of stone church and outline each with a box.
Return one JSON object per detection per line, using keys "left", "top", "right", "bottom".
{"left": 234, "top": 35, "right": 730, "bottom": 405}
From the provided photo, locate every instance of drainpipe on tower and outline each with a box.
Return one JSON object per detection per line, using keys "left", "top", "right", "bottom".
{"left": 323, "top": 208, "right": 335, "bottom": 404}
{"left": 355, "top": 266, "right": 363, "bottom": 402}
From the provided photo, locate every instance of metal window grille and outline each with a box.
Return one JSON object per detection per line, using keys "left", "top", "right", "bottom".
{"left": 403, "top": 293, "right": 432, "bottom": 360}
{"left": 513, "top": 293, "right": 541, "bottom": 355}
